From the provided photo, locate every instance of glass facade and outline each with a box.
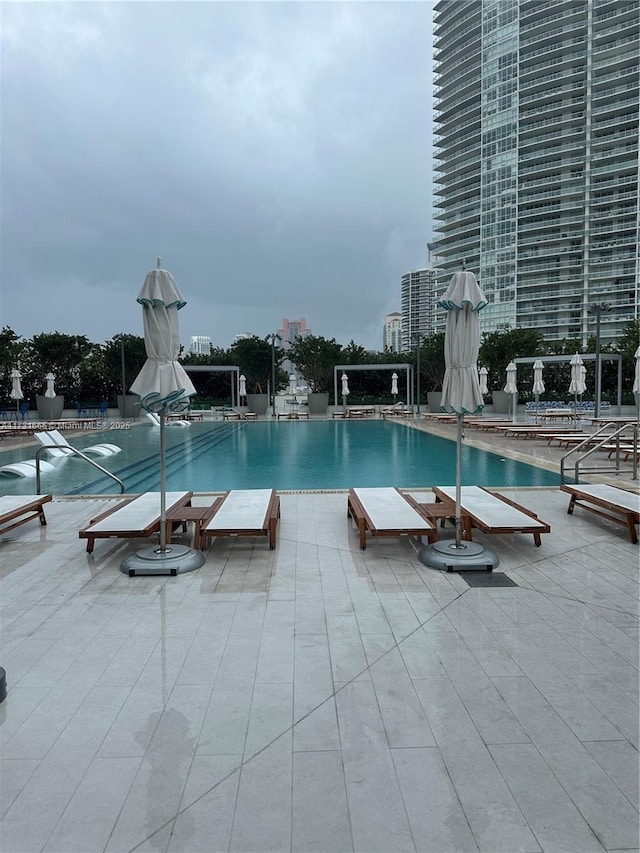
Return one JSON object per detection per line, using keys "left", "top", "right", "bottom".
{"left": 433, "top": 0, "right": 639, "bottom": 345}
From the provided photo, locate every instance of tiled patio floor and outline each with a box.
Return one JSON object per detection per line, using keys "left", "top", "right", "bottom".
{"left": 0, "top": 485, "right": 638, "bottom": 853}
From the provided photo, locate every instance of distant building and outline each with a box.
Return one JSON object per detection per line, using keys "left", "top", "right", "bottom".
{"left": 233, "top": 332, "right": 254, "bottom": 342}
{"left": 278, "top": 318, "right": 310, "bottom": 383}
{"left": 383, "top": 312, "right": 403, "bottom": 353}
{"left": 189, "top": 336, "right": 212, "bottom": 356}
{"left": 401, "top": 268, "right": 438, "bottom": 350}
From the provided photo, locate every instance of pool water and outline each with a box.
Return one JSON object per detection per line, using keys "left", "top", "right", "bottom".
{"left": 0, "top": 420, "right": 559, "bottom": 495}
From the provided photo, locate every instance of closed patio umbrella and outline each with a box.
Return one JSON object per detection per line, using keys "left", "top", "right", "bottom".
{"left": 532, "top": 360, "right": 544, "bottom": 422}
{"left": 10, "top": 368, "right": 23, "bottom": 417}
{"left": 391, "top": 372, "right": 398, "bottom": 406}
{"left": 569, "top": 353, "right": 586, "bottom": 422}
{"left": 419, "top": 268, "right": 498, "bottom": 572}
{"left": 504, "top": 362, "right": 518, "bottom": 423}
{"left": 122, "top": 259, "right": 203, "bottom": 576}
{"left": 239, "top": 374, "right": 247, "bottom": 401}
{"left": 341, "top": 372, "right": 349, "bottom": 413}
{"left": 44, "top": 373, "right": 56, "bottom": 398}
{"left": 478, "top": 366, "right": 488, "bottom": 396}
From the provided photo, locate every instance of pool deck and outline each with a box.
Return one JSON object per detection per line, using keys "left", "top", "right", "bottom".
{"left": 0, "top": 418, "right": 638, "bottom": 852}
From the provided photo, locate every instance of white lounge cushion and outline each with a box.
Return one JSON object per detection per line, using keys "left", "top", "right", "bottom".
{"left": 0, "top": 459, "right": 56, "bottom": 477}
{"left": 351, "top": 487, "right": 433, "bottom": 533}
{"left": 434, "top": 486, "right": 547, "bottom": 530}
{"left": 203, "top": 489, "right": 274, "bottom": 533}
{"left": 86, "top": 491, "right": 190, "bottom": 533}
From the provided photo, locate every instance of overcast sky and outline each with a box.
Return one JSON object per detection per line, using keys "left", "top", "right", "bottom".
{"left": 1, "top": 1, "right": 434, "bottom": 352}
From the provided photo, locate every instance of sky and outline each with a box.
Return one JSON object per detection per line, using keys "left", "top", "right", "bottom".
{"left": 1, "top": 1, "right": 435, "bottom": 352}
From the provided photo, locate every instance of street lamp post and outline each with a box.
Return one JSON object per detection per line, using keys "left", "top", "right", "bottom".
{"left": 589, "top": 302, "right": 611, "bottom": 419}
{"left": 266, "top": 333, "right": 281, "bottom": 418}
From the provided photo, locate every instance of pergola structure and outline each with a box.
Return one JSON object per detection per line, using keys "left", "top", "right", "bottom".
{"left": 183, "top": 365, "right": 241, "bottom": 407}
{"left": 333, "top": 364, "right": 414, "bottom": 408}
{"left": 512, "top": 354, "right": 623, "bottom": 413}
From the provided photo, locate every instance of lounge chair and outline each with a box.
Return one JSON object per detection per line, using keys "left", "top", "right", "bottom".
{"left": 561, "top": 483, "right": 640, "bottom": 543}
{"left": 35, "top": 429, "right": 121, "bottom": 458}
{"left": 199, "top": 489, "right": 281, "bottom": 550}
{"left": 145, "top": 412, "right": 190, "bottom": 427}
{"left": 430, "top": 486, "right": 550, "bottom": 546}
{"left": 347, "top": 487, "right": 437, "bottom": 550}
{"left": 0, "top": 458, "right": 56, "bottom": 477}
{"left": 79, "top": 490, "right": 194, "bottom": 553}
{"left": 0, "top": 494, "right": 52, "bottom": 536}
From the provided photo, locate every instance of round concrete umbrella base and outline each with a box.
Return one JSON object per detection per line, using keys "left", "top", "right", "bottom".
{"left": 418, "top": 539, "right": 499, "bottom": 573}
{"left": 120, "top": 544, "right": 205, "bottom": 577}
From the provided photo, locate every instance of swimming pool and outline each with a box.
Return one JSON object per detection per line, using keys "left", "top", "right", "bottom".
{"left": 0, "top": 420, "right": 560, "bottom": 495}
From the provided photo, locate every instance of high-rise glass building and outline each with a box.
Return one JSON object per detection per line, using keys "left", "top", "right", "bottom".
{"left": 433, "top": 0, "right": 639, "bottom": 345}
{"left": 401, "top": 268, "right": 439, "bottom": 349}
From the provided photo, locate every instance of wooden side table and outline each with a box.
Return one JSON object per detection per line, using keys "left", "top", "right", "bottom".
{"left": 165, "top": 504, "right": 219, "bottom": 550}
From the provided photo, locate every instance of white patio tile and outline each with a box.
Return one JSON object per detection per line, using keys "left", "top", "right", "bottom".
{"left": 292, "top": 750, "right": 353, "bottom": 852}
{"left": 489, "top": 743, "right": 605, "bottom": 852}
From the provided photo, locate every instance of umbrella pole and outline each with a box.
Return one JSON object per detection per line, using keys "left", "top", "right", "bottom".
{"left": 159, "top": 410, "right": 167, "bottom": 552}
{"left": 455, "top": 414, "right": 462, "bottom": 549}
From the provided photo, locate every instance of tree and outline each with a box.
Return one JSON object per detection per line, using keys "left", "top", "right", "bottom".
{"left": 228, "top": 336, "right": 286, "bottom": 394}
{"left": 92, "top": 334, "right": 147, "bottom": 403}
{"left": 419, "top": 332, "right": 447, "bottom": 392}
{"left": 478, "top": 327, "right": 545, "bottom": 396}
{"left": 24, "top": 332, "right": 93, "bottom": 402}
{"left": 287, "top": 335, "right": 343, "bottom": 393}
{"left": 0, "top": 327, "right": 23, "bottom": 399}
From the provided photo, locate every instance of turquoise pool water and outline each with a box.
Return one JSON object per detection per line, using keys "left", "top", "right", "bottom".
{"left": 0, "top": 420, "right": 559, "bottom": 495}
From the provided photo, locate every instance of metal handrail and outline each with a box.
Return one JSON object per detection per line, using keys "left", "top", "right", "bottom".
{"left": 35, "top": 446, "right": 125, "bottom": 495}
{"left": 560, "top": 422, "right": 638, "bottom": 484}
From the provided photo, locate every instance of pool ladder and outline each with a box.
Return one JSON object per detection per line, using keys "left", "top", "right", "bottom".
{"left": 560, "top": 422, "right": 638, "bottom": 485}
{"left": 35, "top": 445, "right": 125, "bottom": 495}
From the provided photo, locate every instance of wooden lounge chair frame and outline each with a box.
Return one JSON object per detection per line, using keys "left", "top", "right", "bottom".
{"left": 200, "top": 489, "right": 281, "bottom": 550}
{"left": 561, "top": 483, "right": 639, "bottom": 544}
{"left": 431, "top": 486, "right": 550, "bottom": 546}
{"left": 0, "top": 494, "right": 52, "bottom": 537}
{"left": 347, "top": 487, "right": 437, "bottom": 550}
{"left": 79, "top": 491, "right": 194, "bottom": 553}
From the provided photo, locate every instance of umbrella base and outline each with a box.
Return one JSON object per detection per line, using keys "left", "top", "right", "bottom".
{"left": 418, "top": 539, "right": 499, "bottom": 573}
{"left": 120, "top": 543, "right": 205, "bottom": 577}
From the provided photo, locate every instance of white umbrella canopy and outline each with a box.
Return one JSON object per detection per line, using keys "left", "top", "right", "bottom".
{"left": 10, "top": 368, "right": 23, "bottom": 402}
{"left": 239, "top": 374, "right": 247, "bottom": 398}
{"left": 44, "top": 373, "right": 56, "bottom": 398}
{"left": 504, "top": 361, "right": 518, "bottom": 423}
{"left": 391, "top": 372, "right": 398, "bottom": 397}
{"left": 341, "top": 372, "right": 350, "bottom": 397}
{"left": 633, "top": 346, "right": 640, "bottom": 395}
{"left": 504, "top": 362, "right": 517, "bottom": 395}
{"left": 289, "top": 374, "right": 297, "bottom": 395}
{"left": 568, "top": 353, "right": 586, "bottom": 396}
{"left": 130, "top": 265, "right": 196, "bottom": 412}
{"left": 439, "top": 270, "right": 487, "bottom": 415}
{"left": 478, "top": 366, "right": 488, "bottom": 396}
{"left": 532, "top": 360, "right": 545, "bottom": 395}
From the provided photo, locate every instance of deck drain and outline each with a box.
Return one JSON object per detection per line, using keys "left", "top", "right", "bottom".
{"left": 460, "top": 572, "right": 518, "bottom": 588}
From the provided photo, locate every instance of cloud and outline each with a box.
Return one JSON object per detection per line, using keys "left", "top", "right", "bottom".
{"left": 1, "top": 1, "right": 434, "bottom": 351}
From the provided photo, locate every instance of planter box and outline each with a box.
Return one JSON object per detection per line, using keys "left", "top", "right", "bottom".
{"left": 427, "top": 392, "right": 442, "bottom": 412}
{"left": 492, "top": 390, "right": 517, "bottom": 414}
{"left": 36, "top": 396, "right": 64, "bottom": 420}
{"left": 118, "top": 395, "right": 141, "bottom": 418}
{"left": 246, "top": 394, "right": 268, "bottom": 415}
{"left": 307, "top": 393, "right": 329, "bottom": 414}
